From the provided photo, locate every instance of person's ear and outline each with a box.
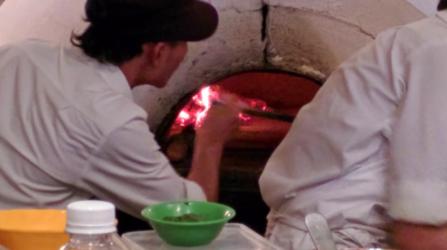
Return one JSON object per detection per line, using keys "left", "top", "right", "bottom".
{"left": 142, "top": 42, "right": 169, "bottom": 68}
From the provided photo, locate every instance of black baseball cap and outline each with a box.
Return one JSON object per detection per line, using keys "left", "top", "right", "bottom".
{"left": 85, "top": 0, "right": 219, "bottom": 42}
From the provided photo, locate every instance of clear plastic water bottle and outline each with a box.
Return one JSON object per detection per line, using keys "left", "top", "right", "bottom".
{"left": 60, "top": 200, "right": 129, "bottom": 250}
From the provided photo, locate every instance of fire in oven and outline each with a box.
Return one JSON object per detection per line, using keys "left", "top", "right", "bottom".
{"left": 155, "top": 71, "right": 321, "bottom": 233}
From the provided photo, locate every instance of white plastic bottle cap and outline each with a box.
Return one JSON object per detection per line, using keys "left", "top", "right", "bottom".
{"left": 66, "top": 200, "right": 116, "bottom": 234}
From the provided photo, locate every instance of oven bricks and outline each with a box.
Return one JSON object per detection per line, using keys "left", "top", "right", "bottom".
{"left": 265, "top": 0, "right": 424, "bottom": 81}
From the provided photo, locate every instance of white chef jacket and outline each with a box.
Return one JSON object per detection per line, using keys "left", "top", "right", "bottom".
{"left": 0, "top": 40, "right": 205, "bottom": 218}
{"left": 259, "top": 10, "right": 447, "bottom": 250}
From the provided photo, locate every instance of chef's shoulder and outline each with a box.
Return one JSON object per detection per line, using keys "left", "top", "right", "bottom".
{"left": 0, "top": 39, "right": 149, "bottom": 137}
{"left": 0, "top": 39, "right": 59, "bottom": 65}
{"left": 377, "top": 14, "right": 447, "bottom": 59}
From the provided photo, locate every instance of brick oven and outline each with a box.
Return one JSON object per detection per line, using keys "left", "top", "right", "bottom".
{"left": 0, "top": 0, "right": 426, "bottom": 234}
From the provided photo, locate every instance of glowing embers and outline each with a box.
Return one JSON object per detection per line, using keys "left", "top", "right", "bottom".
{"left": 173, "top": 85, "right": 270, "bottom": 130}
{"left": 159, "top": 72, "right": 321, "bottom": 160}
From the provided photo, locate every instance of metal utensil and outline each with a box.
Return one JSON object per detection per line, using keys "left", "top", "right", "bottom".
{"left": 241, "top": 108, "right": 295, "bottom": 123}
{"left": 305, "top": 213, "right": 337, "bottom": 250}
{"left": 213, "top": 99, "right": 295, "bottom": 123}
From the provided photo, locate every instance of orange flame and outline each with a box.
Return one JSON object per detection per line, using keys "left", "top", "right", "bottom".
{"left": 174, "top": 85, "right": 269, "bottom": 129}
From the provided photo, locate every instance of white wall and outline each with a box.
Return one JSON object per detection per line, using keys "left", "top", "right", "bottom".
{"left": 0, "top": 0, "right": 86, "bottom": 46}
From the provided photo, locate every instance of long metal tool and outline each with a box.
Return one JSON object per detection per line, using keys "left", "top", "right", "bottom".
{"left": 241, "top": 108, "right": 295, "bottom": 123}
{"left": 305, "top": 213, "right": 338, "bottom": 250}
{"left": 213, "top": 100, "right": 295, "bottom": 123}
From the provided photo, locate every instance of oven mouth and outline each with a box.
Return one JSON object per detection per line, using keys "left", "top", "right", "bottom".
{"left": 154, "top": 70, "right": 320, "bottom": 233}
{"left": 155, "top": 70, "right": 321, "bottom": 146}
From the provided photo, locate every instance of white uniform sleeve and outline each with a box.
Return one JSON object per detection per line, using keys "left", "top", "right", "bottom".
{"left": 389, "top": 43, "right": 447, "bottom": 225}
{"left": 76, "top": 117, "right": 206, "bottom": 218}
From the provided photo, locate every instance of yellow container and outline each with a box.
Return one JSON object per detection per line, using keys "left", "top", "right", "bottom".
{"left": 0, "top": 209, "right": 68, "bottom": 250}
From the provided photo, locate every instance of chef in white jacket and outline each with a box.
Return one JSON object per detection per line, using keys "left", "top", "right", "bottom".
{"left": 260, "top": 1, "right": 447, "bottom": 249}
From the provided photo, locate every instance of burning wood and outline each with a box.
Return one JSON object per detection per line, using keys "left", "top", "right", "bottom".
{"left": 173, "top": 85, "right": 294, "bottom": 132}
{"left": 164, "top": 84, "right": 295, "bottom": 163}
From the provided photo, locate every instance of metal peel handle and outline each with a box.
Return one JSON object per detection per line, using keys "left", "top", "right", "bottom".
{"left": 213, "top": 99, "right": 295, "bottom": 123}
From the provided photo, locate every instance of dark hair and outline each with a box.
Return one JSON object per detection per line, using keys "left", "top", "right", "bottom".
{"left": 71, "top": 0, "right": 154, "bottom": 65}
{"left": 439, "top": 0, "right": 447, "bottom": 10}
{"left": 72, "top": 0, "right": 218, "bottom": 65}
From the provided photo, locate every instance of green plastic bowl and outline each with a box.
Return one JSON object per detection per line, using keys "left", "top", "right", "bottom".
{"left": 141, "top": 201, "right": 236, "bottom": 247}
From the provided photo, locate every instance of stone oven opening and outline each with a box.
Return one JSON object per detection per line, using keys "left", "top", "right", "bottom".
{"left": 155, "top": 71, "right": 320, "bottom": 233}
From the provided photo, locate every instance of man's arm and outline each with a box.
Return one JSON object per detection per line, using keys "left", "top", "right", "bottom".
{"left": 187, "top": 94, "right": 241, "bottom": 201}
{"left": 78, "top": 95, "right": 241, "bottom": 217}
{"left": 78, "top": 117, "right": 208, "bottom": 218}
